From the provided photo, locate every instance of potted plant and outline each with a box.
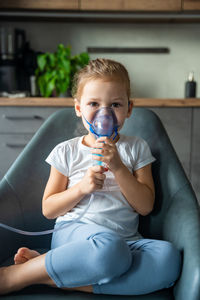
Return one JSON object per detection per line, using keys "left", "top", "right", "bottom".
{"left": 35, "top": 44, "right": 89, "bottom": 97}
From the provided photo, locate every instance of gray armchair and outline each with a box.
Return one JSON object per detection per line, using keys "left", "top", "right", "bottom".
{"left": 0, "top": 107, "right": 200, "bottom": 300}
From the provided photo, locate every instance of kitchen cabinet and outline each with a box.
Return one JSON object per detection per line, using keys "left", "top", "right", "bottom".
{"left": 0, "top": 0, "right": 183, "bottom": 12}
{"left": 0, "top": 133, "right": 34, "bottom": 178}
{"left": 1, "top": 0, "right": 200, "bottom": 23}
{"left": 0, "top": 0, "right": 79, "bottom": 10}
{"left": 1, "top": 0, "right": 200, "bottom": 16}
{"left": 0, "top": 107, "right": 59, "bottom": 179}
{"left": 149, "top": 108, "right": 192, "bottom": 178}
{"left": 80, "top": 0, "right": 182, "bottom": 11}
{"left": 183, "top": 0, "right": 200, "bottom": 10}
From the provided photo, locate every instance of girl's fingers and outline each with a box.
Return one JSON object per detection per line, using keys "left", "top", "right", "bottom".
{"left": 92, "top": 137, "right": 113, "bottom": 147}
{"left": 96, "top": 137, "right": 112, "bottom": 143}
{"left": 92, "top": 177, "right": 104, "bottom": 189}
{"left": 92, "top": 155, "right": 103, "bottom": 164}
{"left": 94, "top": 142, "right": 113, "bottom": 148}
{"left": 91, "top": 148, "right": 103, "bottom": 155}
{"left": 95, "top": 180, "right": 104, "bottom": 187}
{"left": 95, "top": 173, "right": 106, "bottom": 180}
{"left": 92, "top": 144, "right": 113, "bottom": 153}
{"left": 91, "top": 165, "right": 107, "bottom": 173}
{"left": 96, "top": 183, "right": 104, "bottom": 189}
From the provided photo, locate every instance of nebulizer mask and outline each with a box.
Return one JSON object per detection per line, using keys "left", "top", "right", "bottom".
{"left": 84, "top": 107, "right": 119, "bottom": 140}
{"left": 0, "top": 107, "right": 119, "bottom": 235}
{"left": 84, "top": 107, "right": 119, "bottom": 167}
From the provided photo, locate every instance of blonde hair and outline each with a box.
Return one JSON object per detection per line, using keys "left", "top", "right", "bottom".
{"left": 72, "top": 58, "right": 131, "bottom": 100}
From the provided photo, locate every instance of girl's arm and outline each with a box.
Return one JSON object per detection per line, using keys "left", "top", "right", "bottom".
{"left": 42, "top": 166, "right": 84, "bottom": 219}
{"left": 42, "top": 165, "right": 106, "bottom": 219}
{"left": 113, "top": 163, "right": 155, "bottom": 216}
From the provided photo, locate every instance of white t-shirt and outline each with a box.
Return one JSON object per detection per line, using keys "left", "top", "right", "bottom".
{"left": 45, "top": 134, "right": 156, "bottom": 241}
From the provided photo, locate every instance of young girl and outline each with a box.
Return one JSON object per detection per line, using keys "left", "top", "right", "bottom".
{"left": 0, "top": 58, "right": 181, "bottom": 295}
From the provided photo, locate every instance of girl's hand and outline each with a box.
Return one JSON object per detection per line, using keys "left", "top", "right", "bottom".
{"left": 91, "top": 137, "right": 124, "bottom": 173}
{"left": 79, "top": 165, "right": 107, "bottom": 195}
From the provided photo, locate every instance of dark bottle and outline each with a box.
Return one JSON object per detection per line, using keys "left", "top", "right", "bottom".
{"left": 185, "top": 72, "right": 196, "bottom": 98}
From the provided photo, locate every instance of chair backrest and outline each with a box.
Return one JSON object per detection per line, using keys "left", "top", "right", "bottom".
{"left": 1, "top": 107, "right": 191, "bottom": 252}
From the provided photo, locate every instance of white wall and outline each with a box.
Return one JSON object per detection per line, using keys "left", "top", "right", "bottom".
{"left": 1, "top": 21, "right": 200, "bottom": 98}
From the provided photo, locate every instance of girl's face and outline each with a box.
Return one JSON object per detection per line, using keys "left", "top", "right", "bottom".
{"left": 75, "top": 78, "right": 133, "bottom": 136}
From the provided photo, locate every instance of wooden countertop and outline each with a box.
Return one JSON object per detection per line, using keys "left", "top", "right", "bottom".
{"left": 0, "top": 97, "right": 200, "bottom": 107}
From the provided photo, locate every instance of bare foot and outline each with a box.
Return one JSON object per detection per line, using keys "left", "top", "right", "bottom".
{"left": 14, "top": 247, "right": 40, "bottom": 264}
{"left": 0, "top": 253, "right": 49, "bottom": 295}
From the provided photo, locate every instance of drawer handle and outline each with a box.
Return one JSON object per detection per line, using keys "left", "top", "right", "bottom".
{"left": 6, "top": 143, "right": 27, "bottom": 148}
{"left": 3, "top": 115, "right": 43, "bottom": 120}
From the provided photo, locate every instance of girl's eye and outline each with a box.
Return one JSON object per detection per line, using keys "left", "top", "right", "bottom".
{"left": 89, "top": 102, "right": 99, "bottom": 107}
{"left": 111, "top": 103, "right": 121, "bottom": 108}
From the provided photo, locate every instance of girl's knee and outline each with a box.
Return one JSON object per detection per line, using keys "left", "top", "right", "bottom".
{"left": 91, "top": 233, "right": 132, "bottom": 279}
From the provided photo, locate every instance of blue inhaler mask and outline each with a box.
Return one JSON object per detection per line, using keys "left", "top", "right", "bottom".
{"left": 84, "top": 107, "right": 119, "bottom": 140}
{"left": 84, "top": 107, "right": 119, "bottom": 167}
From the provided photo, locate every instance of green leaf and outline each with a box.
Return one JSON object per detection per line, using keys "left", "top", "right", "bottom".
{"left": 56, "top": 76, "right": 70, "bottom": 95}
{"left": 58, "top": 69, "right": 65, "bottom": 80}
{"left": 58, "top": 44, "right": 65, "bottom": 51}
{"left": 61, "top": 78, "right": 70, "bottom": 93}
{"left": 57, "top": 44, "right": 66, "bottom": 58}
{"left": 35, "top": 68, "right": 39, "bottom": 76}
{"left": 37, "top": 54, "right": 47, "bottom": 72}
{"left": 48, "top": 53, "right": 56, "bottom": 67}
{"left": 79, "top": 52, "right": 90, "bottom": 65}
{"left": 64, "top": 46, "right": 71, "bottom": 58}
{"left": 46, "top": 78, "right": 56, "bottom": 97}
{"left": 62, "top": 60, "right": 71, "bottom": 73}
{"left": 44, "top": 72, "right": 52, "bottom": 83}
{"left": 38, "top": 76, "right": 46, "bottom": 97}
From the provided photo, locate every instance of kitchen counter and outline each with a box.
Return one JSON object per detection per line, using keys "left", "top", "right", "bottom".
{"left": 0, "top": 97, "right": 200, "bottom": 107}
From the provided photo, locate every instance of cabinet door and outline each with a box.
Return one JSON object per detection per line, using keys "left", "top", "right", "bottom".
{"left": 191, "top": 108, "right": 200, "bottom": 203}
{"left": 149, "top": 108, "right": 192, "bottom": 179}
{"left": 0, "top": 133, "right": 34, "bottom": 179}
{"left": 0, "top": 0, "right": 79, "bottom": 10}
{"left": 183, "top": 0, "right": 200, "bottom": 10}
{"left": 80, "top": 0, "right": 181, "bottom": 11}
{"left": 0, "top": 107, "right": 59, "bottom": 134}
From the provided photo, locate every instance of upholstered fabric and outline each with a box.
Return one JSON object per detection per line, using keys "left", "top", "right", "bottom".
{"left": 0, "top": 107, "right": 199, "bottom": 300}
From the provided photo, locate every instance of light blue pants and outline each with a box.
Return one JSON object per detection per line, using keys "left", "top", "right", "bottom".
{"left": 45, "top": 221, "right": 181, "bottom": 295}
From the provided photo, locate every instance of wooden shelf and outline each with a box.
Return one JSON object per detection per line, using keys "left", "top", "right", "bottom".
{"left": 133, "top": 98, "right": 200, "bottom": 107}
{"left": 80, "top": 0, "right": 182, "bottom": 12}
{"left": 0, "top": 97, "right": 200, "bottom": 107}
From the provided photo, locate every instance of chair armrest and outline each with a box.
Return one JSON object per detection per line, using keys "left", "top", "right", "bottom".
{"left": 163, "top": 183, "right": 200, "bottom": 300}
